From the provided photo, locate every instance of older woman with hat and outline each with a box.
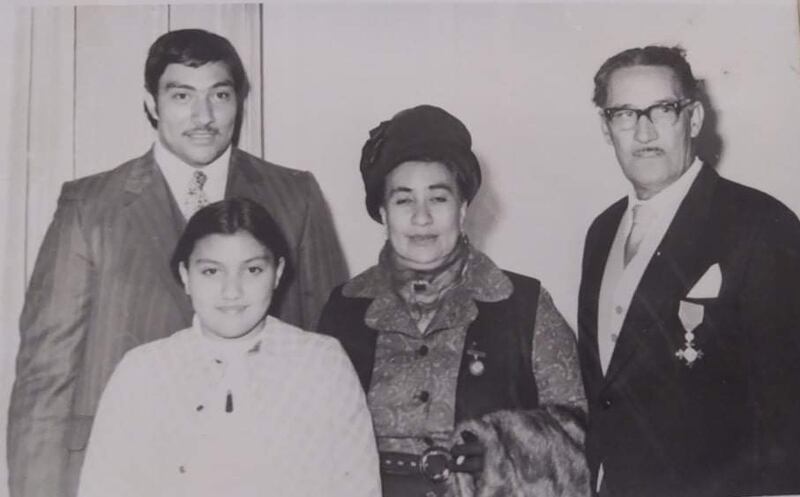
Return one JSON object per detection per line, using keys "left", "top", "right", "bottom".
{"left": 318, "top": 105, "right": 588, "bottom": 497}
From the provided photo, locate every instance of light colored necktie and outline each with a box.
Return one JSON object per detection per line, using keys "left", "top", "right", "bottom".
{"left": 186, "top": 170, "right": 209, "bottom": 218}
{"left": 623, "top": 204, "right": 653, "bottom": 266}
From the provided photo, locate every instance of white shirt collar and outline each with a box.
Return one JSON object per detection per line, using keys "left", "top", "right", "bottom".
{"left": 154, "top": 139, "right": 231, "bottom": 219}
{"left": 626, "top": 157, "right": 702, "bottom": 220}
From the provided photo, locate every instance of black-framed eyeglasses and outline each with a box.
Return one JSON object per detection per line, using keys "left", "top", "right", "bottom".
{"left": 602, "top": 99, "right": 694, "bottom": 131}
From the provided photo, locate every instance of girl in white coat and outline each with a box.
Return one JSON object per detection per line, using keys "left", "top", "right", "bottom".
{"left": 78, "top": 197, "right": 380, "bottom": 497}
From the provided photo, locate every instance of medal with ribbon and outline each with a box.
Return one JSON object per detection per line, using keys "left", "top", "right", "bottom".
{"left": 676, "top": 300, "right": 704, "bottom": 366}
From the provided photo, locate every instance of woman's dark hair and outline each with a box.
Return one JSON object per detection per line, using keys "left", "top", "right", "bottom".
{"left": 170, "top": 197, "right": 290, "bottom": 284}
{"left": 592, "top": 45, "right": 699, "bottom": 108}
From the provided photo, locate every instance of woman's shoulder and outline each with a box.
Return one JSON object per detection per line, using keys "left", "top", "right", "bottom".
{"left": 120, "top": 327, "right": 192, "bottom": 362}
{"left": 265, "top": 317, "right": 347, "bottom": 357}
{"left": 263, "top": 318, "right": 359, "bottom": 386}
{"left": 102, "top": 328, "right": 195, "bottom": 392}
{"left": 471, "top": 247, "right": 542, "bottom": 287}
{"left": 339, "top": 264, "right": 387, "bottom": 299}
{"left": 501, "top": 270, "right": 542, "bottom": 296}
{"left": 116, "top": 328, "right": 203, "bottom": 377}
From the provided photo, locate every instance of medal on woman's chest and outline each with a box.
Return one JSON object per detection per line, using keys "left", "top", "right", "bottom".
{"left": 466, "top": 342, "right": 486, "bottom": 376}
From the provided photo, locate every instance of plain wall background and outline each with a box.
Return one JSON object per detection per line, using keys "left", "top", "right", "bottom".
{"left": 1, "top": 1, "right": 799, "bottom": 494}
{"left": 261, "top": 0, "right": 800, "bottom": 323}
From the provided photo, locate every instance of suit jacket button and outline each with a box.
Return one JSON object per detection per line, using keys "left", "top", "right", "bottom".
{"left": 601, "top": 397, "right": 612, "bottom": 409}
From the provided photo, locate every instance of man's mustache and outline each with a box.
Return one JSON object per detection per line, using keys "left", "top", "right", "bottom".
{"left": 184, "top": 127, "right": 219, "bottom": 136}
{"left": 633, "top": 147, "right": 664, "bottom": 157}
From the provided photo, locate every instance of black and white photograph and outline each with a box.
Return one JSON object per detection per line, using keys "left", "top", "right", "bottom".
{"left": 1, "top": 1, "right": 799, "bottom": 496}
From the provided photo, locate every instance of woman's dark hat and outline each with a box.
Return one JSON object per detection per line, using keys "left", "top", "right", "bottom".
{"left": 359, "top": 104, "right": 482, "bottom": 223}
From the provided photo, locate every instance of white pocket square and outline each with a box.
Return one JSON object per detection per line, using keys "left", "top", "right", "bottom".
{"left": 687, "top": 263, "right": 721, "bottom": 299}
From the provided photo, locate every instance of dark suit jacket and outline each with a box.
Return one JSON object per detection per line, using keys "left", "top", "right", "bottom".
{"left": 7, "top": 148, "right": 348, "bottom": 497}
{"left": 578, "top": 165, "right": 800, "bottom": 497}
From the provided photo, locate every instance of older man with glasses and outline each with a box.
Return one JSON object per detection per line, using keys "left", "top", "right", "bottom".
{"left": 577, "top": 45, "right": 800, "bottom": 497}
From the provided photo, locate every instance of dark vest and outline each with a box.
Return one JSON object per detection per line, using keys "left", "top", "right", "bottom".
{"left": 318, "top": 271, "right": 541, "bottom": 422}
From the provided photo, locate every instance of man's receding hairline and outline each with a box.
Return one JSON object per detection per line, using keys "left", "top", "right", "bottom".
{"left": 604, "top": 63, "right": 689, "bottom": 104}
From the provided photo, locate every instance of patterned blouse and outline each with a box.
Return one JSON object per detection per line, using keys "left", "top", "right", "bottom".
{"left": 342, "top": 248, "right": 586, "bottom": 454}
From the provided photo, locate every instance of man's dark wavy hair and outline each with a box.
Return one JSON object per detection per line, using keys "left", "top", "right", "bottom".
{"left": 143, "top": 29, "right": 250, "bottom": 134}
{"left": 592, "top": 45, "right": 699, "bottom": 108}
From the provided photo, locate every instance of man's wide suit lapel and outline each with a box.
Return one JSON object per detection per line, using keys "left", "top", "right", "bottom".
{"left": 120, "top": 150, "right": 193, "bottom": 323}
{"left": 119, "top": 147, "right": 276, "bottom": 327}
{"left": 224, "top": 149, "right": 305, "bottom": 318}
{"left": 579, "top": 198, "right": 625, "bottom": 393}
{"left": 596, "top": 165, "right": 721, "bottom": 385}
{"left": 226, "top": 148, "right": 270, "bottom": 206}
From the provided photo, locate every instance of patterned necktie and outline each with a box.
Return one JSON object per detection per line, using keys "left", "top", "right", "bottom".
{"left": 186, "top": 170, "right": 209, "bottom": 218}
{"left": 623, "top": 204, "right": 654, "bottom": 266}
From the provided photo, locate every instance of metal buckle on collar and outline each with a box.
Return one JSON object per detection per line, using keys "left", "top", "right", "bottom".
{"left": 420, "top": 446, "right": 453, "bottom": 482}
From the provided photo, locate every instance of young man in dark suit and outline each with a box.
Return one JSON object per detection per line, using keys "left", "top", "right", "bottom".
{"left": 578, "top": 45, "right": 800, "bottom": 497}
{"left": 7, "top": 29, "right": 348, "bottom": 497}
